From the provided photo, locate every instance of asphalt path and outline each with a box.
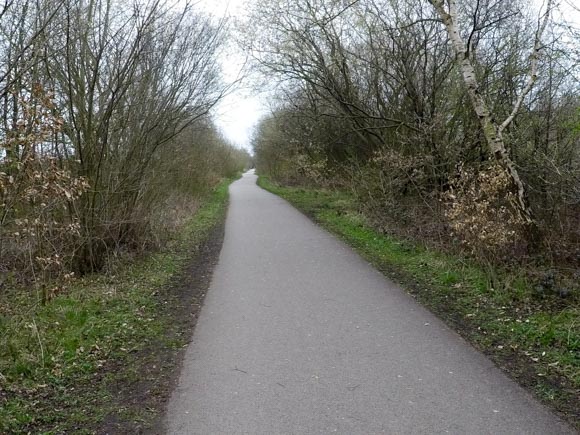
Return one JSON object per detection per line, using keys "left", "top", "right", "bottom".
{"left": 165, "top": 171, "right": 574, "bottom": 434}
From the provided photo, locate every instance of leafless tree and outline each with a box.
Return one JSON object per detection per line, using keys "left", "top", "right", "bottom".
{"left": 428, "top": 0, "right": 554, "bottom": 224}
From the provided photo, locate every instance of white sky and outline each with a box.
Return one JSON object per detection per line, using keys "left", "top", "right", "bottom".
{"left": 197, "top": 0, "right": 268, "bottom": 152}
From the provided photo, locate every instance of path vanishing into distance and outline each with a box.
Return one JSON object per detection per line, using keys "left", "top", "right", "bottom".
{"left": 165, "top": 171, "right": 574, "bottom": 435}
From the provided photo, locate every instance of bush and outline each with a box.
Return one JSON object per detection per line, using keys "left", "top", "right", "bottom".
{"left": 444, "top": 162, "right": 527, "bottom": 261}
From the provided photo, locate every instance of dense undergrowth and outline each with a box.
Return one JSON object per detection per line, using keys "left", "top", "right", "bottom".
{"left": 258, "top": 176, "right": 579, "bottom": 427}
{"left": 0, "top": 178, "right": 232, "bottom": 433}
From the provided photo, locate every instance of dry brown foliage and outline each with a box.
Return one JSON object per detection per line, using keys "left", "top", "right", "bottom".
{"left": 1, "top": 86, "right": 89, "bottom": 301}
{"left": 444, "top": 163, "right": 527, "bottom": 260}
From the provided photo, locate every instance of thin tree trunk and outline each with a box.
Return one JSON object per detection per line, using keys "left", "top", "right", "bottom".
{"left": 429, "top": 0, "right": 552, "bottom": 225}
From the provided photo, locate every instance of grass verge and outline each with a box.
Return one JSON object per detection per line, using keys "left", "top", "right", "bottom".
{"left": 0, "top": 178, "right": 233, "bottom": 434}
{"left": 258, "top": 176, "right": 579, "bottom": 428}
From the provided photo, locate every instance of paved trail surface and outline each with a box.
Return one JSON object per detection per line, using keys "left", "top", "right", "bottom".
{"left": 166, "top": 171, "right": 574, "bottom": 435}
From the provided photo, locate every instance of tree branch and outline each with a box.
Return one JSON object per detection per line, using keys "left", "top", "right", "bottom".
{"left": 499, "top": 0, "right": 553, "bottom": 133}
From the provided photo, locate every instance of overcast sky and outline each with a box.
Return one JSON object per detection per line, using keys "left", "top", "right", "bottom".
{"left": 197, "top": 0, "right": 268, "bottom": 152}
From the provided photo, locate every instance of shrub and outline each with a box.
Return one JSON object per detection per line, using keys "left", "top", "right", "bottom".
{"left": 0, "top": 87, "right": 88, "bottom": 301}
{"left": 444, "top": 162, "right": 527, "bottom": 261}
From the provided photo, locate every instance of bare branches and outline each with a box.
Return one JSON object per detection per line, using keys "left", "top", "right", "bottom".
{"left": 248, "top": 0, "right": 578, "bottom": 263}
{"left": 428, "top": 0, "right": 558, "bottom": 224}
{"left": 0, "top": 0, "right": 237, "bottom": 273}
{"left": 499, "top": 0, "right": 554, "bottom": 133}
{"left": 314, "top": 0, "right": 361, "bottom": 27}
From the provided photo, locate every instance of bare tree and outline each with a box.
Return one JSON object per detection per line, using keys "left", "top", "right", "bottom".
{"left": 37, "top": 0, "right": 230, "bottom": 270}
{"left": 428, "top": 0, "right": 554, "bottom": 224}
{"left": 1, "top": 0, "right": 241, "bottom": 278}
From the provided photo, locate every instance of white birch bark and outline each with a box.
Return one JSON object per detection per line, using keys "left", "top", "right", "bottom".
{"left": 429, "top": 0, "right": 553, "bottom": 225}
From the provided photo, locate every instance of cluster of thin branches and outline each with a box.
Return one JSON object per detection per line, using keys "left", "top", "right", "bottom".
{"left": 0, "top": 0, "right": 249, "bottom": 296}
{"left": 249, "top": 0, "right": 579, "bottom": 264}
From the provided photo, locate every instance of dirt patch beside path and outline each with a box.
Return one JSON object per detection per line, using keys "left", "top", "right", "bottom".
{"left": 98, "top": 219, "right": 225, "bottom": 434}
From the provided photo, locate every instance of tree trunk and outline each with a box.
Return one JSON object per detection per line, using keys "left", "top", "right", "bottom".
{"left": 428, "top": 0, "right": 551, "bottom": 225}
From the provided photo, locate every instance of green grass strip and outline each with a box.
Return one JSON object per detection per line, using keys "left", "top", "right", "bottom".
{"left": 258, "top": 175, "right": 579, "bottom": 426}
{"left": 0, "top": 178, "right": 233, "bottom": 434}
